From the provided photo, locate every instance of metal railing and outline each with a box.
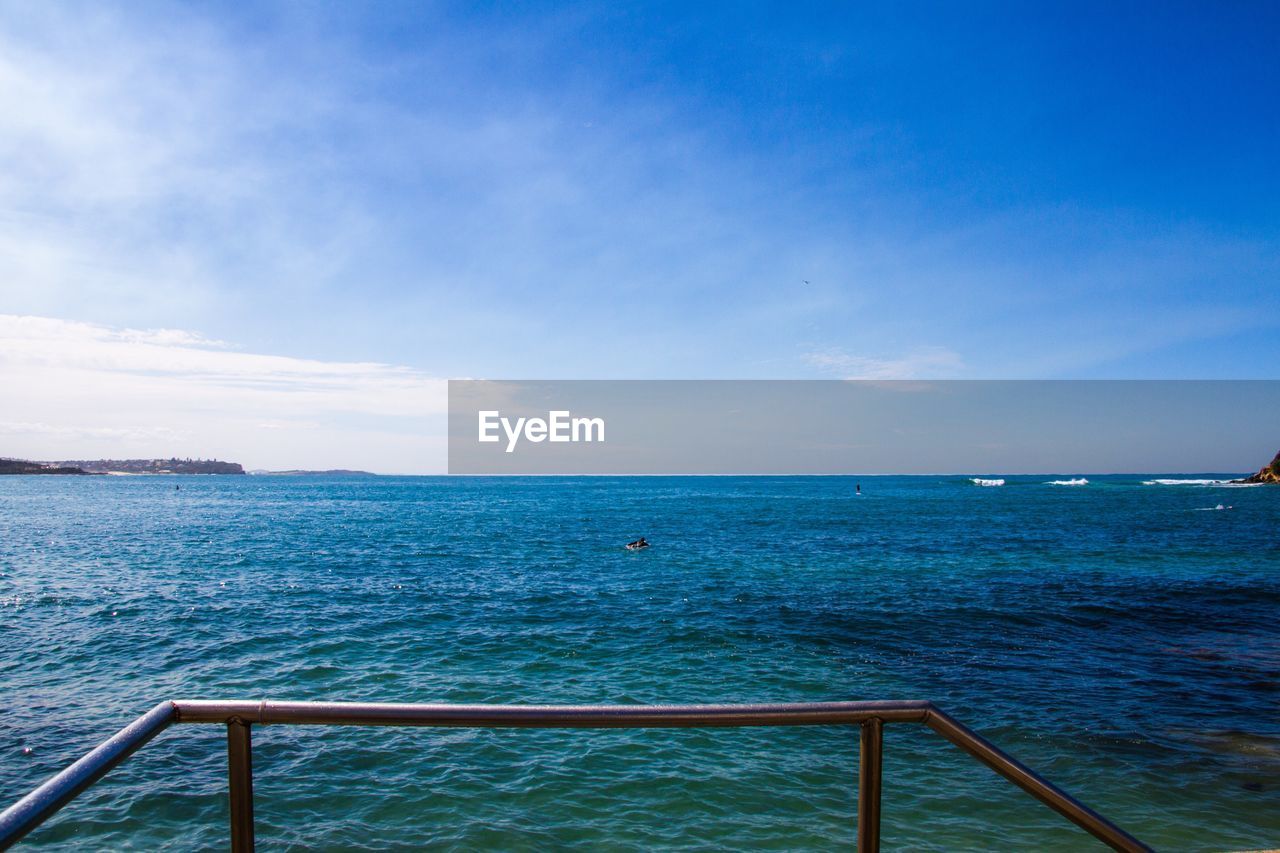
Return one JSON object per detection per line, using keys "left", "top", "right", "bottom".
{"left": 0, "top": 699, "right": 1151, "bottom": 852}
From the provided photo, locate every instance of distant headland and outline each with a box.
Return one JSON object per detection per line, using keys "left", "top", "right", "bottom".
{"left": 1, "top": 456, "right": 379, "bottom": 476}
{"left": 1232, "top": 450, "right": 1280, "bottom": 484}
{"left": 0, "top": 458, "right": 97, "bottom": 475}
{"left": 54, "top": 458, "right": 245, "bottom": 475}
{"left": 1, "top": 457, "right": 244, "bottom": 475}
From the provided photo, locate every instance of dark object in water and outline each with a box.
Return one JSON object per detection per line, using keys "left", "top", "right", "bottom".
{"left": 625, "top": 537, "right": 649, "bottom": 550}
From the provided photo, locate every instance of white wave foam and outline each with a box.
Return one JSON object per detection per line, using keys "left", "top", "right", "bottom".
{"left": 1046, "top": 478, "right": 1088, "bottom": 486}
{"left": 970, "top": 478, "right": 1005, "bottom": 487}
{"left": 1142, "top": 479, "right": 1227, "bottom": 486}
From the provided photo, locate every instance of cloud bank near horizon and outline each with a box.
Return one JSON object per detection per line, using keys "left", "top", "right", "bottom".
{"left": 0, "top": 315, "right": 446, "bottom": 473}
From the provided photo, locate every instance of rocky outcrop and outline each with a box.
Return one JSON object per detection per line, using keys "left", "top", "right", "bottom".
{"left": 1234, "top": 451, "right": 1280, "bottom": 484}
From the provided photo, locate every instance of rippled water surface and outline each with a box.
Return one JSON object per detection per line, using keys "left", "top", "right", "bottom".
{"left": 1, "top": 475, "right": 1278, "bottom": 850}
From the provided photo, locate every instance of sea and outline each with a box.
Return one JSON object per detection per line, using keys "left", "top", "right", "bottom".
{"left": 1, "top": 474, "right": 1277, "bottom": 850}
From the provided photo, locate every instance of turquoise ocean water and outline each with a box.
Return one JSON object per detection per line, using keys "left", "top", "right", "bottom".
{"left": 1, "top": 475, "right": 1278, "bottom": 850}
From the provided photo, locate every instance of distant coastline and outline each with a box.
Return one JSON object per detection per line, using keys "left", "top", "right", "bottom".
{"left": 1, "top": 456, "right": 379, "bottom": 476}
{"left": 1, "top": 457, "right": 243, "bottom": 475}
{"left": 49, "top": 458, "right": 245, "bottom": 475}
{"left": 0, "top": 458, "right": 97, "bottom": 475}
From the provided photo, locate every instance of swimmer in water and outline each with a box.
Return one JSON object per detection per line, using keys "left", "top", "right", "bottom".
{"left": 626, "top": 537, "right": 649, "bottom": 550}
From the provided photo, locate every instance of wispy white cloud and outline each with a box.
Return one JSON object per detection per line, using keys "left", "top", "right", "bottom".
{"left": 804, "top": 346, "right": 965, "bottom": 379}
{"left": 0, "top": 1, "right": 1275, "bottom": 388}
{"left": 0, "top": 315, "right": 445, "bottom": 472}
{"left": 0, "top": 3, "right": 909, "bottom": 377}
{"left": 0, "top": 4, "right": 376, "bottom": 331}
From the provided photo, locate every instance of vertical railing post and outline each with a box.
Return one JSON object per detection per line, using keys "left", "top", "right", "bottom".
{"left": 227, "top": 719, "right": 255, "bottom": 853}
{"left": 858, "top": 717, "right": 883, "bottom": 853}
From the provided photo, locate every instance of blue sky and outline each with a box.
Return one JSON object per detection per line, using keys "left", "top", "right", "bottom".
{"left": 1, "top": 2, "right": 1277, "bottom": 469}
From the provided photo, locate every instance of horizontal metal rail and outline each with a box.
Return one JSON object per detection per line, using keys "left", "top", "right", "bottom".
{"left": 174, "top": 698, "right": 935, "bottom": 727}
{"left": 0, "top": 699, "right": 1151, "bottom": 853}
